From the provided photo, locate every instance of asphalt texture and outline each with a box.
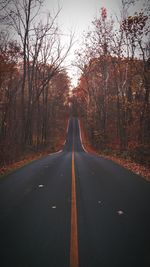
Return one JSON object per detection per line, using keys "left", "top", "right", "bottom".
{"left": 0, "top": 117, "right": 150, "bottom": 267}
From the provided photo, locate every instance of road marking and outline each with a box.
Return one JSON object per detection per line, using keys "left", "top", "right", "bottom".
{"left": 52, "top": 206, "right": 56, "bottom": 209}
{"left": 48, "top": 150, "right": 62, "bottom": 156}
{"left": 66, "top": 118, "right": 70, "bottom": 134}
{"left": 70, "top": 147, "right": 79, "bottom": 267}
{"left": 38, "top": 184, "right": 44, "bottom": 188}
{"left": 78, "top": 119, "right": 88, "bottom": 153}
{"left": 117, "top": 210, "right": 124, "bottom": 215}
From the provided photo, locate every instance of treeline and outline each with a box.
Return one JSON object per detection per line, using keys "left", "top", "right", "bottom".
{"left": 74, "top": 3, "right": 150, "bottom": 165}
{"left": 0, "top": 0, "right": 71, "bottom": 166}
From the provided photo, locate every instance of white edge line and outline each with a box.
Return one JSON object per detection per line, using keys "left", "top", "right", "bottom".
{"left": 78, "top": 119, "right": 88, "bottom": 153}
{"left": 66, "top": 118, "right": 70, "bottom": 134}
{"left": 62, "top": 118, "right": 69, "bottom": 146}
{"left": 49, "top": 150, "right": 62, "bottom": 156}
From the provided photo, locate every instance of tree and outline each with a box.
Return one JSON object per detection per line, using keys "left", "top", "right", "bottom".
{"left": 0, "top": 34, "right": 23, "bottom": 163}
{"left": 74, "top": 4, "right": 150, "bottom": 164}
{"left": 0, "top": 0, "right": 73, "bottom": 166}
{"left": 1, "top": 0, "right": 73, "bottom": 145}
{"left": 121, "top": 12, "right": 150, "bottom": 144}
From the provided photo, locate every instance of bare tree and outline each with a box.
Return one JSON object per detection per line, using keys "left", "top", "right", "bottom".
{"left": 0, "top": 0, "right": 73, "bottom": 166}
{"left": 1, "top": 0, "right": 73, "bottom": 145}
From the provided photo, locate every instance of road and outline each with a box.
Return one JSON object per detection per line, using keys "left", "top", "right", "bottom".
{"left": 0, "top": 117, "right": 150, "bottom": 267}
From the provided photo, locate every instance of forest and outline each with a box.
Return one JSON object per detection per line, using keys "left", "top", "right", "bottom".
{"left": 0, "top": 0, "right": 71, "bottom": 167}
{"left": 73, "top": 2, "right": 150, "bottom": 168}
{"left": 0, "top": 0, "right": 150, "bottom": 172}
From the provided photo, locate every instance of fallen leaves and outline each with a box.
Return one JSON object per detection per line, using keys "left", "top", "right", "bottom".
{"left": 101, "top": 154, "right": 150, "bottom": 181}
{"left": 79, "top": 119, "right": 150, "bottom": 182}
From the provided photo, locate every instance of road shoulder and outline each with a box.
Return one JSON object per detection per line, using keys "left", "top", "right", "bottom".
{"left": 79, "top": 119, "right": 150, "bottom": 182}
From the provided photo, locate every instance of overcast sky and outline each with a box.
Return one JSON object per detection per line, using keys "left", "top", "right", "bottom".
{"left": 3, "top": 0, "right": 145, "bottom": 87}
{"left": 1, "top": 0, "right": 146, "bottom": 87}
{"left": 44, "top": 0, "right": 122, "bottom": 32}
{"left": 42, "top": 0, "right": 126, "bottom": 86}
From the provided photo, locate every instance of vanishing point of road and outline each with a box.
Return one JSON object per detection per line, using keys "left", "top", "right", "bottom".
{"left": 0, "top": 117, "right": 150, "bottom": 267}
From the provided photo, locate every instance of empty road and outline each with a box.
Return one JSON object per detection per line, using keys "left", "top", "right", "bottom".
{"left": 0, "top": 117, "right": 150, "bottom": 267}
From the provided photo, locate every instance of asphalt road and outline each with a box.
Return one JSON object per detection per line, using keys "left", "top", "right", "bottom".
{"left": 0, "top": 117, "right": 150, "bottom": 267}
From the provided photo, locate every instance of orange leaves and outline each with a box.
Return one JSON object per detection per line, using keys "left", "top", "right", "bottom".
{"left": 121, "top": 12, "right": 148, "bottom": 37}
{"left": 101, "top": 7, "right": 107, "bottom": 21}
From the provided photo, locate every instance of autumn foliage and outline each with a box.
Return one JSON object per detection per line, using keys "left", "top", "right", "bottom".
{"left": 0, "top": 0, "right": 71, "bottom": 167}
{"left": 74, "top": 6, "right": 150, "bottom": 166}
{"left": 0, "top": 40, "right": 70, "bottom": 166}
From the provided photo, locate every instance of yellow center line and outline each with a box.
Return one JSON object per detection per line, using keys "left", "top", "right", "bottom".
{"left": 70, "top": 144, "right": 79, "bottom": 267}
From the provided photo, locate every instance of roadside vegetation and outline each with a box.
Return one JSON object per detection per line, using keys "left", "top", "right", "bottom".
{"left": 72, "top": 0, "right": 150, "bottom": 179}
{"left": 0, "top": 0, "right": 71, "bottom": 172}
{"left": 79, "top": 119, "right": 150, "bottom": 181}
{"left": 0, "top": 0, "right": 149, "bottom": 180}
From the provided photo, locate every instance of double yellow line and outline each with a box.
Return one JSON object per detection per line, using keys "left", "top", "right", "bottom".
{"left": 70, "top": 141, "right": 79, "bottom": 267}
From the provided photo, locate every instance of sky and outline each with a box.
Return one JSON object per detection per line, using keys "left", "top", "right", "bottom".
{"left": 43, "top": 0, "right": 125, "bottom": 87}
{"left": 1, "top": 0, "right": 146, "bottom": 87}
